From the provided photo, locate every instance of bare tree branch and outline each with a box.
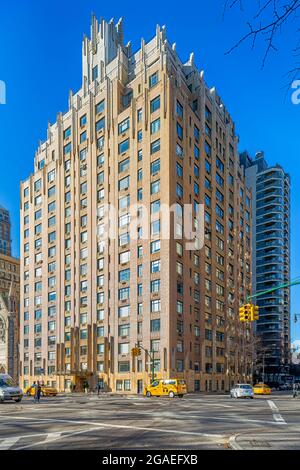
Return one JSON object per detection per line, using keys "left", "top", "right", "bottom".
{"left": 224, "top": 0, "right": 300, "bottom": 77}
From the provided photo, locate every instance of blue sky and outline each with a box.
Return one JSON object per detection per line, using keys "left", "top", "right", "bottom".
{"left": 0, "top": 0, "right": 299, "bottom": 339}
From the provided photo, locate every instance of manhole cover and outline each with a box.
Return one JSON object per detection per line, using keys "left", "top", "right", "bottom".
{"left": 250, "top": 440, "right": 271, "bottom": 448}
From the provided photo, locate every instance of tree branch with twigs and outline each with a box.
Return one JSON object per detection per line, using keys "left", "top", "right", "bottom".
{"left": 223, "top": 0, "right": 300, "bottom": 81}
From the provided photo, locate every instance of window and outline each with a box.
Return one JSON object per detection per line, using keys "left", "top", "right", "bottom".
{"left": 151, "top": 200, "right": 160, "bottom": 214}
{"left": 150, "top": 240, "right": 160, "bottom": 254}
{"left": 150, "top": 96, "right": 160, "bottom": 113}
{"left": 176, "top": 183, "right": 183, "bottom": 199}
{"left": 119, "top": 138, "right": 130, "bottom": 154}
{"left": 149, "top": 71, "right": 158, "bottom": 88}
{"left": 151, "top": 159, "right": 160, "bottom": 175}
{"left": 48, "top": 169, "right": 56, "bottom": 183}
{"left": 176, "top": 162, "right": 183, "bottom": 178}
{"left": 176, "top": 122, "right": 183, "bottom": 140}
{"left": 150, "top": 118, "right": 160, "bottom": 134}
{"left": 64, "top": 127, "right": 71, "bottom": 139}
{"left": 118, "top": 362, "right": 130, "bottom": 373}
{"left": 96, "top": 100, "right": 105, "bottom": 115}
{"left": 80, "top": 114, "right": 87, "bottom": 127}
{"left": 194, "top": 125, "right": 200, "bottom": 142}
{"left": 48, "top": 186, "right": 55, "bottom": 198}
{"left": 64, "top": 143, "right": 72, "bottom": 155}
{"left": 176, "top": 101, "right": 183, "bottom": 118}
{"left": 119, "top": 176, "right": 130, "bottom": 191}
{"left": 96, "top": 118, "right": 105, "bottom": 132}
{"left": 119, "top": 158, "right": 130, "bottom": 173}
{"left": 150, "top": 139, "right": 160, "bottom": 154}
{"left": 119, "top": 250, "right": 130, "bottom": 264}
{"left": 118, "top": 117, "right": 130, "bottom": 134}
{"left": 151, "top": 299, "right": 161, "bottom": 312}
{"left": 119, "top": 269, "right": 130, "bottom": 282}
{"left": 176, "top": 143, "right": 184, "bottom": 159}
{"left": 151, "top": 259, "right": 161, "bottom": 273}
{"left": 151, "top": 179, "right": 160, "bottom": 195}
{"left": 90, "top": 64, "right": 98, "bottom": 81}
{"left": 34, "top": 179, "right": 42, "bottom": 192}
{"left": 151, "top": 319, "right": 160, "bottom": 332}
{"left": 119, "top": 305, "right": 130, "bottom": 318}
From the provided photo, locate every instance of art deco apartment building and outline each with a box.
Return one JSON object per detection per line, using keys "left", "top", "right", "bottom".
{"left": 20, "top": 17, "right": 252, "bottom": 393}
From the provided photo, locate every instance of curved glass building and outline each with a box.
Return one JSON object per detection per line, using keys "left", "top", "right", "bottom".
{"left": 240, "top": 151, "right": 291, "bottom": 383}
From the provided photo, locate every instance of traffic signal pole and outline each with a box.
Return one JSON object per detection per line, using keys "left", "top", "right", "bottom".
{"left": 135, "top": 343, "right": 155, "bottom": 383}
{"left": 246, "top": 278, "right": 300, "bottom": 304}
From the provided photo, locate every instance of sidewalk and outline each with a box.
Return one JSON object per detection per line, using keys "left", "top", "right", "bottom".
{"left": 230, "top": 430, "right": 300, "bottom": 450}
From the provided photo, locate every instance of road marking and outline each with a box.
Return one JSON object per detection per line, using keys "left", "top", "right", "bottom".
{"left": 229, "top": 435, "right": 243, "bottom": 451}
{"left": 17, "top": 427, "right": 101, "bottom": 450}
{"left": 43, "top": 432, "right": 62, "bottom": 443}
{"left": 267, "top": 400, "right": 286, "bottom": 424}
{"left": 0, "top": 415, "right": 226, "bottom": 440}
{"left": 0, "top": 437, "right": 20, "bottom": 450}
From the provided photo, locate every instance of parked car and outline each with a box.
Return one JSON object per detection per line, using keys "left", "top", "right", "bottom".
{"left": 0, "top": 374, "right": 23, "bottom": 403}
{"left": 25, "top": 385, "right": 58, "bottom": 397}
{"left": 253, "top": 383, "right": 271, "bottom": 395}
{"left": 230, "top": 384, "right": 254, "bottom": 399}
{"left": 144, "top": 379, "right": 187, "bottom": 398}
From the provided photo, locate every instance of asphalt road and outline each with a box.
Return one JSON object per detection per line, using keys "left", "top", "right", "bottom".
{"left": 0, "top": 392, "right": 299, "bottom": 450}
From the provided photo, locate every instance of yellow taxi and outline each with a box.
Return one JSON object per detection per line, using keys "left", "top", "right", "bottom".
{"left": 144, "top": 379, "right": 187, "bottom": 398}
{"left": 253, "top": 383, "right": 271, "bottom": 395}
{"left": 25, "top": 385, "right": 58, "bottom": 397}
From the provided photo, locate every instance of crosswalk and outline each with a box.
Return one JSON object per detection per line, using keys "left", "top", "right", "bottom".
{"left": 0, "top": 426, "right": 103, "bottom": 450}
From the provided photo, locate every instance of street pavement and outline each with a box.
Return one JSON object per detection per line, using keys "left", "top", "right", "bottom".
{"left": 0, "top": 392, "right": 299, "bottom": 450}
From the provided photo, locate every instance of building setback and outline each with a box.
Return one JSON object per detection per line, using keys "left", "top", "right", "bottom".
{"left": 20, "top": 17, "right": 253, "bottom": 393}
{"left": 240, "top": 151, "right": 291, "bottom": 382}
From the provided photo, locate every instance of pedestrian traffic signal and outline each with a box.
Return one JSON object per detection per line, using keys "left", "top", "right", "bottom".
{"left": 131, "top": 347, "right": 141, "bottom": 357}
{"left": 251, "top": 305, "right": 259, "bottom": 321}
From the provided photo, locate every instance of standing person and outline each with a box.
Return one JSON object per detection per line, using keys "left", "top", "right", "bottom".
{"left": 97, "top": 381, "right": 101, "bottom": 396}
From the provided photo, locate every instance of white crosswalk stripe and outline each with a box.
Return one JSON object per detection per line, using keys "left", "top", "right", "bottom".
{"left": 0, "top": 437, "right": 20, "bottom": 450}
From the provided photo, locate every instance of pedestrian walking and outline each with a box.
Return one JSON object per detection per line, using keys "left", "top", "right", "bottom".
{"left": 34, "top": 381, "right": 42, "bottom": 403}
{"left": 293, "top": 383, "right": 298, "bottom": 398}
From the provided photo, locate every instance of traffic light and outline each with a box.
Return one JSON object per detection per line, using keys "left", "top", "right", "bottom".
{"left": 239, "top": 304, "right": 252, "bottom": 322}
{"left": 251, "top": 304, "right": 259, "bottom": 321}
{"left": 239, "top": 305, "right": 246, "bottom": 322}
{"left": 244, "top": 304, "right": 252, "bottom": 322}
{"left": 131, "top": 347, "right": 141, "bottom": 357}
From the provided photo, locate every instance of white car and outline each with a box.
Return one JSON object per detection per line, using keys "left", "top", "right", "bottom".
{"left": 0, "top": 374, "right": 23, "bottom": 403}
{"left": 230, "top": 383, "right": 254, "bottom": 399}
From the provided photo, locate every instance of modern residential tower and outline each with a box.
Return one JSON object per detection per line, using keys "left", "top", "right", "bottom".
{"left": 20, "top": 17, "right": 253, "bottom": 393}
{"left": 240, "top": 151, "right": 291, "bottom": 382}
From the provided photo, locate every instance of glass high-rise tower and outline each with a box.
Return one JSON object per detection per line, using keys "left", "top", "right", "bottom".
{"left": 240, "top": 151, "right": 291, "bottom": 383}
